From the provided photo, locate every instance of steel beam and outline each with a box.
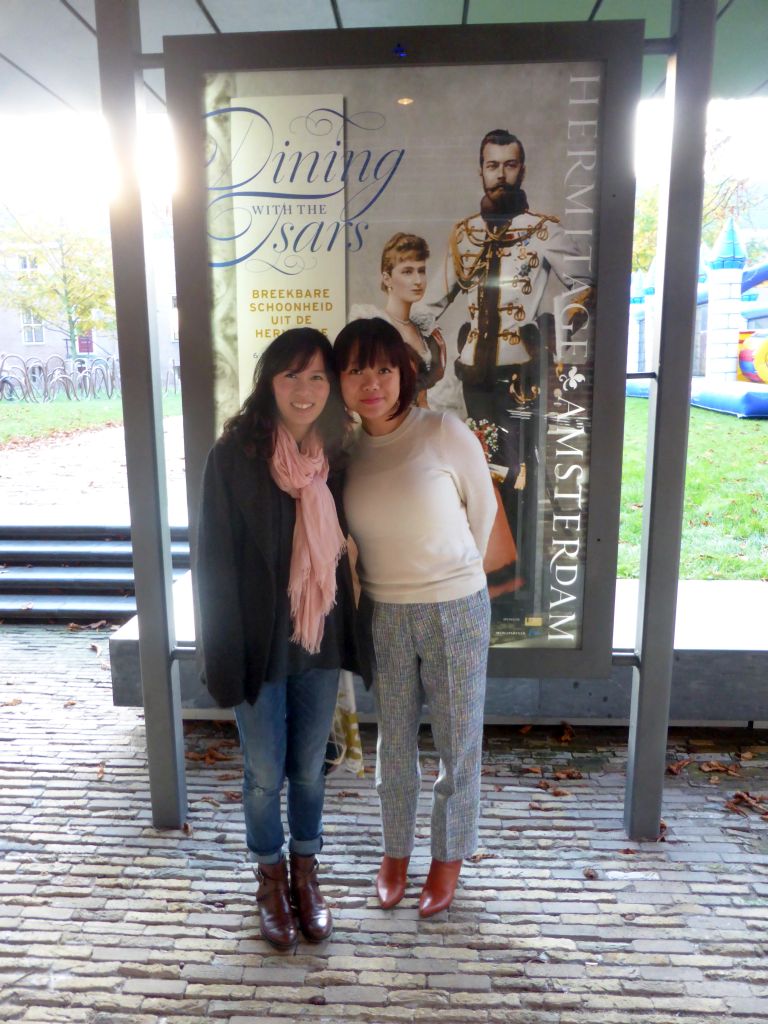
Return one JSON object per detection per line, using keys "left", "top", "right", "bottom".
{"left": 624, "top": 0, "right": 716, "bottom": 839}
{"left": 95, "top": 0, "right": 186, "bottom": 827}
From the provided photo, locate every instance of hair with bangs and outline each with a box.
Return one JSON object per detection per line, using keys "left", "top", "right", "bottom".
{"left": 334, "top": 317, "right": 416, "bottom": 420}
{"left": 222, "top": 327, "right": 348, "bottom": 460}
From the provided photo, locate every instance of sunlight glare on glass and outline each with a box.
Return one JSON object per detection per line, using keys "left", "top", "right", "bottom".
{"left": 634, "top": 100, "right": 672, "bottom": 186}
{"left": 137, "top": 114, "right": 177, "bottom": 202}
{"left": 0, "top": 112, "right": 177, "bottom": 224}
{"left": 635, "top": 97, "right": 768, "bottom": 187}
{"left": 0, "top": 114, "right": 119, "bottom": 223}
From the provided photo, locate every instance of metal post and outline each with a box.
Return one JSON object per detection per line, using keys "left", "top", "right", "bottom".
{"left": 624, "top": 0, "right": 716, "bottom": 839}
{"left": 95, "top": 0, "right": 186, "bottom": 827}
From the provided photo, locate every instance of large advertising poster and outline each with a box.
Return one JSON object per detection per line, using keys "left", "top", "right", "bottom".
{"left": 202, "top": 62, "right": 604, "bottom": 654}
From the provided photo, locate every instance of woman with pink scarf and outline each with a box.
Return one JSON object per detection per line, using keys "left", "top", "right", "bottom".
{"left": 196, "top": 328, "right": 357, "bottom": 951}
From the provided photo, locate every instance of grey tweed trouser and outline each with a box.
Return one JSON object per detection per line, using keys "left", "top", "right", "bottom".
{"left": 371, "top": 588, "right": 491, "bottom": 861}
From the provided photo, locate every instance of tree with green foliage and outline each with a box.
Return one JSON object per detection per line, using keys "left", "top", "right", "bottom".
{"left": 633, "top": 176, "right": 768, "bottom": 273}
{"left": 632, "top": 188, "right": 659, "bottom": 272}
{"left": 0, "top": 219, "right": 116, "bottom": 359}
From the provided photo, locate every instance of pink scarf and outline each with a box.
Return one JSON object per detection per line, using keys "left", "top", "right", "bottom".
{"left": 269, "top": 422, "right": 346, "bottom": 654}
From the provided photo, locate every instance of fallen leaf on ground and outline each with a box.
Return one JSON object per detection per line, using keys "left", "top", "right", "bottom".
{"left": 620, "top": 848, "right": 637, "bottom": 855}
{"left": 554, "top": 768, "right": 583, "bottom": 780}
{"left": 666, "top": 759, "right": 693, "bottom": 775}
{"left": 724, "top": 798, "right": 749, "bottom": 816}
{"left": 204, "top": 747, "right": 234, "bottom": 764}
{"left": 63, "top": 699, "right": 77, "bottom": 708}
{"left": 583, "top": 867, "right": 599, "bottom": 880}
{"left": 1, "top": 698, "right": 22, "bottom": 707}
{"left": 725, "top": 791, "right": 768, "bottom": 818}
{"left": 519, "top": 724, "right": 532, "bottom": 734}
{"left": 551, "top": 787, "right": 571, "bottom": 798}
{"left": 89, "top": 642, "right": 101, "bottom": 654}
{"left": 468, "top": 851, "right": 496, "bottom": 862}
{"left": 223, "top": 791, "right": 241, "bottom": 802}
{"left": 217, "top": 772, "right": 241, "bottom": 781}
{"left": 182, "top": 822, "right": 193, "bottom": 835}
{"left": 197, "top": 796, "right": 220, "bottom": 807}
{"left": 700, "top": 760, "right": 740, "bottom": 776}
{"left": 522, "top": 766, "right": 543, "bottom": 776}
{"left": 739, "top": 751, "right": 754, "bottom": 760}
{"left": 537, "top": 779, "right": 551, "bottom": 791}
{"left": 96, "top": 763, "right": 105, "bottom": 780}
{"left": 560, "top": 722, "right": 575, "bottom": 744}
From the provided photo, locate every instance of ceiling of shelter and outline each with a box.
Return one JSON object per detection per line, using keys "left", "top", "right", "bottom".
{"left": 0, "top": 0, "right": 766, "bottom": 115}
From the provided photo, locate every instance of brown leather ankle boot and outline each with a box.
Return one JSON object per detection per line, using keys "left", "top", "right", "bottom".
{"left": 289, "top": 853, "right": 333, "bottom": 942}
{"left": 418, "top": 858, "right": 462, "bottom": 918}
{"left": 375, "top": 855, "right": 410, "bottom": 909}
{"left": 256, "top": 859, "right": 298, "bottom": 950}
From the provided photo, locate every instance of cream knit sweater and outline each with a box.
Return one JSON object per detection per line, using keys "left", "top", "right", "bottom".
{"left": 343, "top": 408, "right": 496, "bottom": 604}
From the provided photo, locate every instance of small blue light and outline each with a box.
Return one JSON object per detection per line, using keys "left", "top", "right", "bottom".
{"left": 393, "top": 42, "right": 407, "bottom": 59}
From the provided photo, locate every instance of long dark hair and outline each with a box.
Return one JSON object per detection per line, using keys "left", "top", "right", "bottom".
{"left": 333, "top": 317, "right": 416, "bottom": 420}
{"left": 222, "top": 328, "right": 348, "bottom": 461}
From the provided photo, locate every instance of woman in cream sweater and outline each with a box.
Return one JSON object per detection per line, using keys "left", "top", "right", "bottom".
{"left": 334, "top": 317, "right": 495, "bottom": 917}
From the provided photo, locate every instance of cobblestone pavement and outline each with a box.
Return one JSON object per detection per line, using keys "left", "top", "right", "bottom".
{"left": 1, "top": 625, "right": 767, "bottom": 1024}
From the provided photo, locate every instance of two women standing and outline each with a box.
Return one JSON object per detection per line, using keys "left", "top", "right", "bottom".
{"left": 196, "top": 316, "right": 494, "bottom": 947}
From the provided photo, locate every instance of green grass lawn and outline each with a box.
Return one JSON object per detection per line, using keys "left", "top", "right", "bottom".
{"left": 619, "top": 398, "right": 768, "bottom": 579}
{"left": 0, "top": 392, "right": 183, "bottom": 445}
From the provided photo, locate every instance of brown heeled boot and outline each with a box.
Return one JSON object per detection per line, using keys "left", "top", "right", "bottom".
{"left": 418, "top": 858, "right": 462, "bottom": 918}
{"left": 289, "top": 853, "right": 333, "bottom": 942}
{"left": 375, "top": 855, "right": 410, "bottom": 909}
{"left": 256, "top": 859, "right": 298, "bottom": 950}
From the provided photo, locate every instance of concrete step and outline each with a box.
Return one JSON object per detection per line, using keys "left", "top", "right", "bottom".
{"left": 0, "top": 524, "right": 189, "bottom": 621}
{"left": 0, "top": 593, "right": 137, "bottom": 619}
{"left": 0, "top": 566, "right": 186, "bottom": 592}
{"left": 0, "top": 539, "right": 190, "bottom": 566}
{"left": 0, "top": 523, "right": 189, "bottom": 541}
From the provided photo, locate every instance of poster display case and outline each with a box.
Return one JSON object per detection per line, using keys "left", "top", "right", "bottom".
{"left": 166, "top": 22, "right": 643, "bottom": 678}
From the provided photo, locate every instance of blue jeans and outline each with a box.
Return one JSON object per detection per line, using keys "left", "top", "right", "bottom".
{"left": 234, "top": 668, "right": 340, "bottom": 865}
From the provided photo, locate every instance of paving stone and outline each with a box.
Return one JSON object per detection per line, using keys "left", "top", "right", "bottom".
{"left": 121, "top": 979, "right": 188, "bottom": 996}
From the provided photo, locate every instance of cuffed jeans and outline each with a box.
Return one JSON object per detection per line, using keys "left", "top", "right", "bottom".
{"left": 234, "top": 668, "right": 340, "bottom": 865}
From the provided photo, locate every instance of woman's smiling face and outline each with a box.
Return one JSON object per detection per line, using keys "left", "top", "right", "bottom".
{"left": 271, "top": 350, "right": 330, "bottom": 442}
{"left": 340, "top": 346, "right": 405, "bottom": 436}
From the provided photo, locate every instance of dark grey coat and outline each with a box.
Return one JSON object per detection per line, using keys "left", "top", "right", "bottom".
{"left": 196, "top": 435, "right": 360, "bottom": 708}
